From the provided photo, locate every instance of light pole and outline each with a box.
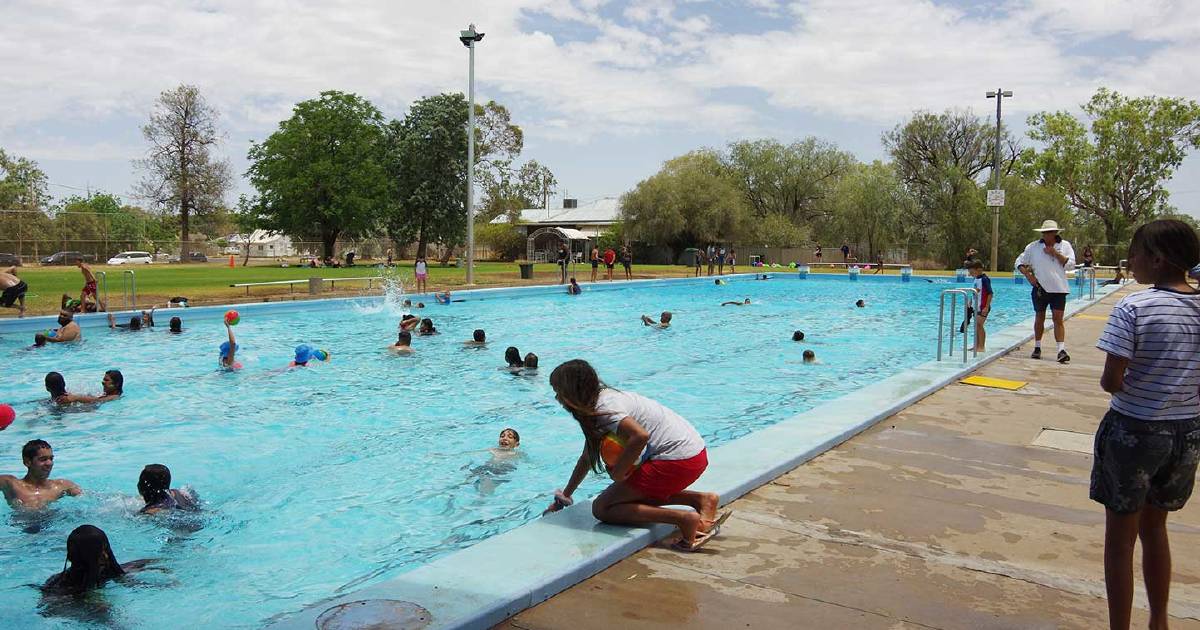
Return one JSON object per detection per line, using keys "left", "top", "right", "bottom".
{"left": 986, "top": 88, "right": 1012, "bottom": 273}
{"left": 460, "top": 24, "right": 484, "bottom": 284}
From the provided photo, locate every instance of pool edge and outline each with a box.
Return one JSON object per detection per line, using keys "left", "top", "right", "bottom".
{"left": 264, "top": 281, "right": 1124, "bottom": 630}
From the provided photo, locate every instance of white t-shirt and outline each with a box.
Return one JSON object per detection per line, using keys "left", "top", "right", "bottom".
{"left": 1015, "top": 237, "right": 1075, "bottom": 294}
{"left": 415, "top": 261, "right": 427, "bottom": 274}
{"left": 594, "top": 389, "right": 705, "bottom": 462}
{"left": 1096, "top": 287, "right": 1200, "bottom": 421}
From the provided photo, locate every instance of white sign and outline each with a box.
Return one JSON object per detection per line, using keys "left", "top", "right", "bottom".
{"left": 986, "top": 189, "right": 1006, "bottom": 207}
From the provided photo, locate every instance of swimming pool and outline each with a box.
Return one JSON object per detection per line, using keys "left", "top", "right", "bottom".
{"left": 0, "top": 273, "right": 1091, "bottom": 628}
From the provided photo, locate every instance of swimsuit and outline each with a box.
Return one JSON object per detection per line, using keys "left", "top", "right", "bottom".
{"left": 0, "top": 280, "right": 26, "bottom": 307}
{"left": 83, "top": 280, "right": 97, "bottom": 297}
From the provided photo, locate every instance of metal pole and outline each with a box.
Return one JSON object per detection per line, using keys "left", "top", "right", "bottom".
{"left": 991, "top": 88, "right": 1003, "bottom": 274}
{"left": 465, "top": 29, "right": 477, "bottom": 285}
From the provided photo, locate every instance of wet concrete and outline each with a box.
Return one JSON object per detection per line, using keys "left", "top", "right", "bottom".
{"left": 498, "top": 286, "right": 1200, "bottom": 630}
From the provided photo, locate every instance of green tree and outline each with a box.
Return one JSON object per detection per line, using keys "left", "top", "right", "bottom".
{"left": 724, "top": 138, "right": 855, "bottom": 223}
{"left": 135, "top": 85, "right": 233, "bottom": 260}
{"left": 247, "top": 91, "right": 389, "bottom": 259}
{"left": 1024, "top": 88, "right": 1200, "bottom": 259}
{"left": 884, "top": 109, "right": 1017, "bottom": 266}
{"left": 621, "top": 150, "right": 749, "bottom": 261}
{"left": 383, "top": 93, "right": 470, "bottom": 259}
{"left": 826, "top": 161, "right": 911, "bottom": 260}
{"left": 994, "top": 176, "right": 1074, "bottom": 268}
{"left": 0, "top": 149, "right": 52, "bottom": 259}
{"left": 478, "top": 159, "right": 558, "bottom": 223}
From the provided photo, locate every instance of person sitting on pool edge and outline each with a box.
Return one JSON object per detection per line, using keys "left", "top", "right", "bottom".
{"left": 464, "top": 329, "right": 486, "bottom": 347}
{"left": 568, "top": 278, "right": 582, "bottom": 295}
{"left": 721, "top": 298, "right": 750, "bottom": 306}
{"left": 640, "top": 311, "right": 672, "bottom": 329}
{"left": 219, "top": 321, "right": 240, "bottom": 370}
{"left": 137, "top": 464, "right": 199, "bottom": 514}
{"left": 390, "top": 330, "right": 414, "bottom": 354}
{"left": 0, "top": 439, "right": 82, "bottom": 510}
{"left": 792, "top": 331, "right": 805, "bottom": 341}
{"left": 417, "top": 318, "right": 438, "bottom": 335}
{"left": 42, "top": 525, "right": 151, "bottom": 595}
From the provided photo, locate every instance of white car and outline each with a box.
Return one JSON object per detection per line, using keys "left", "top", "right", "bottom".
{"left": 107, "top": 251, "right": 154, "bottom": 265}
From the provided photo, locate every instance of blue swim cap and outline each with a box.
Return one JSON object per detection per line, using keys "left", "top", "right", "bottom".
{"left": 219, "top": 341, "right": 238, "bottom": 358}
{"left": 294, "top": 344, "right": 313, "bottom": 364}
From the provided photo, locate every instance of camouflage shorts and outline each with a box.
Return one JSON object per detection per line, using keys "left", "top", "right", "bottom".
{"left": 1090, "top": 409, "right": 1200, "bottom": 514}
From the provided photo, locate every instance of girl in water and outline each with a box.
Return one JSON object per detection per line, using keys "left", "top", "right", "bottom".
{"left": 545, "top": 359, "right": 727, "bottom": 551}
{"left": 219, "top": 321, "right": 240, "bottom": 370}
{"left": 137, "top": 464, "right": 199, "bottom": 514}
{"left": 42, "top": 525, "right": 150, "bottom": 595}
{"left": 50, "top": 371, "right": 123, "bottom": 405}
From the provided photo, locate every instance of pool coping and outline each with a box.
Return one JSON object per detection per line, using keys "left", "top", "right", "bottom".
{"left": 259, "top": 276, "right": 1121, "bottom": 630}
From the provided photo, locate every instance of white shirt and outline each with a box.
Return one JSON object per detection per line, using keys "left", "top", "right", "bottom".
{"left": 1097, "top": 288, "right": 1200, "bottom": 421}
{"left": 594, "top": 389, "right": 705, "bottom": 462}
{"left": 1016, "top": 237, "right": 1075, "bottom": 294}
{"left": 415, "top": 261, "right": 427, "bottom": 274}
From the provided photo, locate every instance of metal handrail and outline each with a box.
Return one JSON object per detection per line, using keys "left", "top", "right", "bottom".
{"left": 122, "top": 270, "right": 136, "bottom": 310}
{"left": 95, "top": 271, "right": 108, "bottom": 311}
{"left": 937, "top": 288, "right": 979, "bottom": 363}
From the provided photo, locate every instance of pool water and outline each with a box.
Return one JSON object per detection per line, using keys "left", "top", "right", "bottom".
{"left": 0, "top": 274, "right": 1078, "bottom": 627}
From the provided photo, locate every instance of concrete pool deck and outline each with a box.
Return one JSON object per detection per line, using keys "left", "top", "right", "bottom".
{"left": 497, "top": 285, "right": 1200, "bottom": 630}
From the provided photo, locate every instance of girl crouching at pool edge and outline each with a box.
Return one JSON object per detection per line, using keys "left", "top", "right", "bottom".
{"left": 545, "top": 359, "right": 729, "bottom": 551}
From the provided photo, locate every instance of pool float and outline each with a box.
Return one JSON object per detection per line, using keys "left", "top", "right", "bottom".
{"left": 0, "top": 404, "right": 14, "bottom": 430}
{"left": 600, "top": 432, "right": 640, "bottom": 469}
{"left": 313, "top": 349, "right": 331, "bottom": 362}
{"left": 224, "top": 310, "right": 240, "bottom": 326}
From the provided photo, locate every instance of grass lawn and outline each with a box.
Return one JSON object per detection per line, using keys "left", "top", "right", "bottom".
{"left": 2, "top": 260, "right": 1012, "bottom": 317}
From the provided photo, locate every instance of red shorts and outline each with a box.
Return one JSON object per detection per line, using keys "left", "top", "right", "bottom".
{"left": 627, "top": 449, "right": 708, "bottom": 502}
{"left": 83, "top": 281, "right": 97, "bottom": 297}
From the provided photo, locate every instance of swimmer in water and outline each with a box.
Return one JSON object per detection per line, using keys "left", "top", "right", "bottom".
{"left": 290, "top": 344, "right": 326, "bottom": 367}
{"left": 494, "top": 427, "right": 520, "bottom": 454}
{"left": 390, "top": 330, "right": 414, "bottom": 354}
{"left": 640, "top": 311, "right": 672, "bottom": 329}
{"left": 137, "top": 464, "right": 199, "bottom": 515}
{"left": 417, "top": 318, "right": 438, "bottom": 335}
{"left": 721, "top": 298, "right": 750, "bottom": 306}
{"left": 504, "top": 346, "right": 523, "bottom": 369}
{"left": 714, "top": 278, "right": 726, "bottom": 285}
{"left": 107, "top": 312, "right": 144, "bottom": 331}
{"left": 399, "top": 314, "right": 420, "bottom": 332}
{"left": 803, "top": 349, "right": 816, "bottom": 363}
{"left": 45, "top": 310, "right": 81, "bottom": 343}
{"left": 792, "top": 330, "right": 805, "bottom": 342}
{"left": 42, "top": 525, "right": 151, "bottom": 595}
{"left": 0, "top": 439, "right": 82, "bottom": 510}
{"left": 464, "top": 329, "right": 486, "bottom": 347}
{"left": 522, "top": 353, "right": 539, "bottom": 373}
{"left": 64, "top": 370, "right": 123, "bottom": 404}
{"left": 32, "top": 333, "right": 48, "bottom": 348}
{"left": 45, "top": 372, "right": 71, "bottom": 404}
{"left": 219, "top": 321, "right": 240, "bottom": 370}
{"left": 855, "top": 299, "right": 865, "bottom": 308}
{"left": 568, "top": 278, "right": 582, "bottom": 295}
{"left": 169, "top": 316, "right": 183, "bottom": 333}
{"left": 435, "top": 290, "right": 452, "bottom": 305}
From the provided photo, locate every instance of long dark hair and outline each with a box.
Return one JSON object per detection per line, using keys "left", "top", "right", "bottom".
{"left": 104, "top": 370, "right": 124, "bottom": 395}
{"left": 504, "top": 346, "right": 522, "bottom": 367}
{"left": 45, "top": 372, "right": 67, "bottom": 399}
{"left": 549, "top": 359, "right": 610, "bottom": 474}
{"left": 137, "top": 464, "right": 171, "bottom": 506}
{"left": 43, "top": 525, "right": 125, "bottom": 594}
{"left": 1130, "top": 219, "right": 1200, "bottom": 281}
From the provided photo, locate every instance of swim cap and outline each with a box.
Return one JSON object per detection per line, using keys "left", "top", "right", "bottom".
{"left": 0, "top": 404, "right": 13, "bottom": 430}
{"left": 219, "top": 341, "right": 238, "bottom": 358}
{"left": 294, "top": 344, "right": 314, "bottom": 364}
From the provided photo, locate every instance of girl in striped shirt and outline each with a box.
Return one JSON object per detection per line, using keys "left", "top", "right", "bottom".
{"left": 1093, "top": 219, "right": 1200, "bottom": 630}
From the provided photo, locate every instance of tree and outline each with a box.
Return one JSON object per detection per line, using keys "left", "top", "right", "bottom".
{"left": 478, "top": 159, "right": 559, "bottom": 223}
{"left": 883, "top": 109, "right": 1017, "bottom": 266}
{"left": 1024, "top": 88, "right": 1200, "bottom": 258}
{"left": 724, "top": 138, "right": 855, "bottom": 223}
{"left": 136, "top": 85, "right": 233, "bottom": 260}
{"left": 247, "top": 91, "right": 389, "bottom": 259}
{"left": 383, "top": 93, "right": 470, "bottom": 259}
{"left": 826, "top": 161, "right": 911, "bottom": 260}
{"left": 0, "top": 149, "right": 52, "bottom": 259}
{"left": 621, "top": 150, "right": 749, "bottom": 261}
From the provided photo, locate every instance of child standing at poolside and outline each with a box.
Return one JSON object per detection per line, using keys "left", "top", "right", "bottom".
{"left": 1093, "top": 219, "right": 1200, "bottom": 630}
{"left": 544, "top": 360, "right": 727, "bottom": 551}
{"left": 966, "top": 260, "right": 993, "bottom": 351}
{"left": 415, "top": 257, "right": 428, "bottom": 294}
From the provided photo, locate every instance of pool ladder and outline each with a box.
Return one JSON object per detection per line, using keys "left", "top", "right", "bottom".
{"left": 937, "top": 288, "right": 978, "bottom": 363}
{"left": 1075, "top": 267, "right": 1096, "bottom": 301}
{"left": 121, "top": 270, "right": 137, "bottom": 310}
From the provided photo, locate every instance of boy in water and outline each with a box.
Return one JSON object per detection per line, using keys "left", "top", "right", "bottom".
{"left": 965, "top": 260, "right": 993, "bottom": 351}
{"left": 568, "top": 278, "right": 582, "bottom": 295}
{"left": 464, "top": 329, "right": 487, "bottom": 347}
{"left": 641, "top": 311, "right": 672, "bottom": 329}
{"left": 137, "top": 464, "right": 199, "bottom": 514}
{"left": 390, "top": 330, "right": 414, "bottom": 354}
{"left": 803, "top": 349, "right": 817, "bottom": 363}
{"left": 0, "top": 440, "right": 82, "bottom": 509}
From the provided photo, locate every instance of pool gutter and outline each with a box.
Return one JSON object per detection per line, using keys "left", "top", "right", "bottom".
{"left": 263, "top": 278, "right": 1122, "bottom": 630}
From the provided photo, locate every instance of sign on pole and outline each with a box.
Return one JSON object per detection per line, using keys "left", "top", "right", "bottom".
{"left": 986, "top": 189, "right": 1005, "bottom": 207}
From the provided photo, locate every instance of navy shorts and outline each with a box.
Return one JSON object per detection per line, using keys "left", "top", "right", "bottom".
{"left": 1090, "top": 409, "right": 1200, "bottom": 514}
{"left": 1031, "top": 286, "right": 1067, "bottom": 312}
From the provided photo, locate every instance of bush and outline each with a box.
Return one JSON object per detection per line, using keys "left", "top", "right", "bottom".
{"left": 475, "top": 222, "right": 525, "bottom": 261}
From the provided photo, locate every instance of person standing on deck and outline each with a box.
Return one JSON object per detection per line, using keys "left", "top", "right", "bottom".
{"left": 1017, "top": 220, "right": 1076, "bottom": 363}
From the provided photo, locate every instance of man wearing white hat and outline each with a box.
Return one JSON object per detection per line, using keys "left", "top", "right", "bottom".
{"left": 1016, "top": 219, "right": 1076, "bottom": 363}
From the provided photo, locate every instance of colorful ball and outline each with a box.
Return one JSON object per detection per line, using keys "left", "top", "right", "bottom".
{"left": 224, "top": 310, "right": 240, "bottom": 326}
{"left": 0, "top": 404, "right": 14, "bottom": 431}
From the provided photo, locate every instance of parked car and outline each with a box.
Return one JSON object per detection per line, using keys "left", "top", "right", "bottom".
{"left": 107, "top": 251, "right": 154, "bottom": 265}
{"left": 0, "top": 253, "right": 21, "bottom": 266}
{"left": 40, "top": 251, "right": 95, "bottom": 265}
{"left": 167, "top": 252, "right": 209, "bottom": 263}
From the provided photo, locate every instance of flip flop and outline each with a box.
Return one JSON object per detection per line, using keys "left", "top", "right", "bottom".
{"left": 703, "top": 509, "right": 732, "bottom": 537}
{"left": 672, "top": 528, "right": 717, "bottom": 553}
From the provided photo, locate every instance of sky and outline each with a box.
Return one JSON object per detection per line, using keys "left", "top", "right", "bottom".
{"left": 2, "top": 0, "right": 1199, "bottom": 215}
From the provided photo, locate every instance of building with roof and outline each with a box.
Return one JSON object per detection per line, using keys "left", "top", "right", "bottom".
{"left": 493, "top": 197, "right": 624, "bottom": 262}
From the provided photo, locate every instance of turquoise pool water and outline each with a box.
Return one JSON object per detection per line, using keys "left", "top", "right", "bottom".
{"left": 0, "top": 274, "right": 1080, "bottom": 627}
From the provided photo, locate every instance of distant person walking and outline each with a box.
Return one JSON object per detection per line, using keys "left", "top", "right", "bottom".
{"left": 1017, "top": 220, "right": 1076, "bottom": 363}
{"left": 0, "top": 266, "right": 27, "bottom": 317}
{"left": 557, "top": 244, "right": 570, "bottom": 284}
{"left": 621, "top": 246, "right": 633, "bottom": 280}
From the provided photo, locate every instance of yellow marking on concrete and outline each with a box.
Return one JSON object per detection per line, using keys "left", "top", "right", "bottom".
{"left": 960, "top": 375, "right": 1027, "bottom": 391}
{"left": 1073, "top": 314, "right": 1110, "bottom": 321}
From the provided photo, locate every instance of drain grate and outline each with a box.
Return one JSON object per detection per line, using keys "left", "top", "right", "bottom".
{"left": 316, "top": 600, "right": 432, "bottom": 630}
{"left": 1031, "top": 428, "right": 1093, "bottom": 454}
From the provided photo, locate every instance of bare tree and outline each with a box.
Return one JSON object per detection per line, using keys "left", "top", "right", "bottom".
{"left": 136, "top": 85, "right": 232, "bottom": 260}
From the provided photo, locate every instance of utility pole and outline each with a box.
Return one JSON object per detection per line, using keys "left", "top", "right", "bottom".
{"left": 460, "top": 24, "right": 485, "bottom": 284}
{"left": 986, "top": 88, "right": 1013, "bottom": 273}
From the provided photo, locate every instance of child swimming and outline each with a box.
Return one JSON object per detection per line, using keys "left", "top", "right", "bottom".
{"left": 41, "top": 525, "right": 150, "bottom": 595}
{"left": 390, "top": 330, "right": 414, "bottom": 354}
{"left": 137, "top": 464, "right": 199, "bottom": 514}
{"left": 544, "top": 359, "right": 727, "bottom": 551}
{"left": 417, "top": 318, "right": 438, "bottom": 335}
{"left": 792, "top": 330, "right": 805, "bottom": 341}
{"left": 464, "top": 329, "right": 486, "bottom": 347}
{"left": 435, "top": 290, "right": 451, "bottom": 305}
{"left": 219, "top": 321, "right": 240, "bottom": 370}
{"left": 504, "top": 346, "right": 523, "bottom": 369}
{"left": 721, "top": 298, "right": 750, "bottom": 306}
{"left": 568, "top": 278, "right": 582, "bottom": 295}
{"left": 803, "top": 349, "right": 816, "bottom": 363}
{"left": 51, "top": 370, "right": 123, "bottom": 404}
{"left": 640, "top": 311, "right": 672, "bottom": 329}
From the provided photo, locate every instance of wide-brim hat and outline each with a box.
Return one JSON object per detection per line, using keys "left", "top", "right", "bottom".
{"left": 1034, "top": 220, "right": 1063, "bottom": 232}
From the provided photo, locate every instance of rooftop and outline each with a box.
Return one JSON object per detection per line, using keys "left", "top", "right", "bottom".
{"left": 496, "top": 197, "right": 622, "bottom": 226}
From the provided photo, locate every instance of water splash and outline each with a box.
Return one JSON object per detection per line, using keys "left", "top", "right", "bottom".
{"left": 351, "top": 268, "right": 410, "bottom": 317}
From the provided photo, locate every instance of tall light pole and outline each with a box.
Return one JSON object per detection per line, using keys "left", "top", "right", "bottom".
{"left": 460, "top": 24, "right": 484, "bottom": 284}
{"left": 986, "top": 88, "right": 1013, "bottom": 273}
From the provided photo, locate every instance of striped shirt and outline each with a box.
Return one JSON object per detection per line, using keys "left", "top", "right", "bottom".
{"left": 1096, "top": 287, "right": 1200, "bottom": 421}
